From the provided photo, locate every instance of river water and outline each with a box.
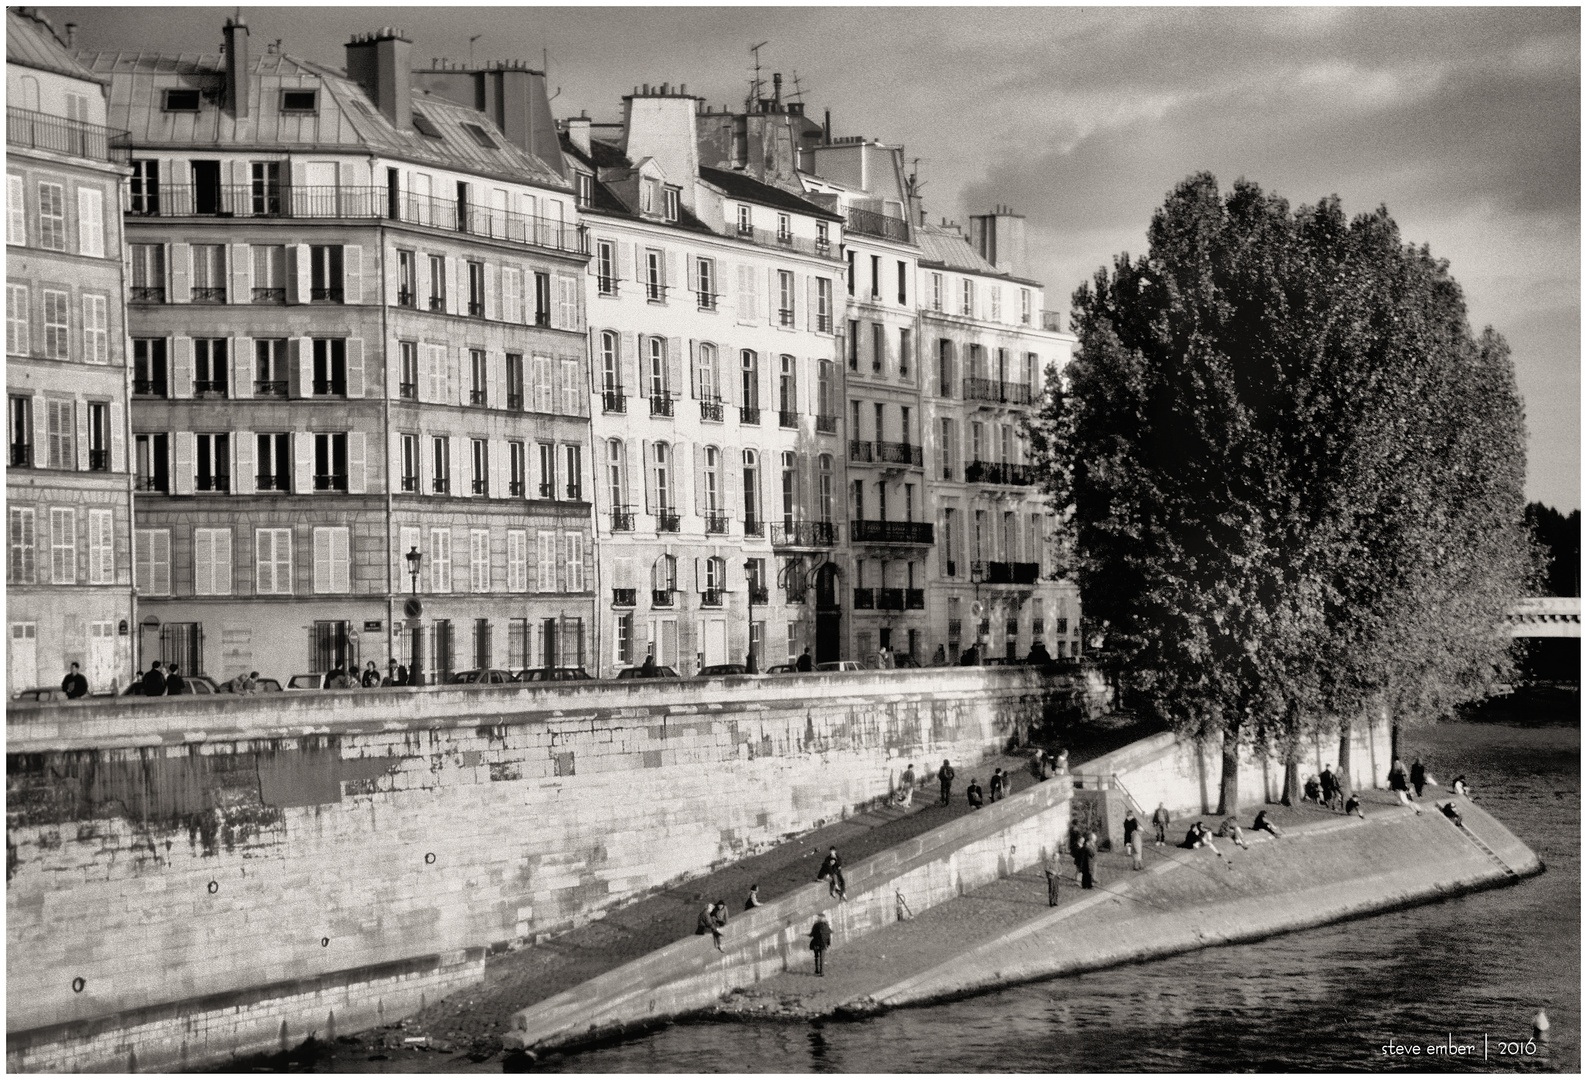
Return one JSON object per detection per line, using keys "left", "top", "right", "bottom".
{"left": 525, "top": 694, "right": 1579, "bottom": 1073}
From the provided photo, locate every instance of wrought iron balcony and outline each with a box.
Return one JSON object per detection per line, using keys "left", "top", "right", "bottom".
{"left": 400, "top": 474, "right": 417, "bottom": 492}
{"left": 9, "top": 444, "right": 32, "bottom": 467}
{"left": 507, "top": 392, "right": 523, "bottom": 410}
{"left": 603, "top": 390, "right": 627, "bottom": 414}
{"left": 135, "top": 474, "right": 166, "bottom": 492}
{"left": 310, "top": 287, "right": 344, "bottom": 303}
{"left": 312, "top": 379, "right": 346, "bottom": 397}
{"left": 705, "top": 512, "right": 729, "bottom": 535}
{"left": 433, "top": 477, "right": 450, "bottom": 494}
{"left": 657, "top": 509, "right": 681, "bottom": 533}
{"left": 7, "top": 107, "right": 130, "bottom": 164}
{"left": 191, "top": 286, "right": 226, "bottom": 303}
{"left": 255, "top": 472, "right": 288, "bottom": 491}
{"left": 314, "top": 473, "right": 347, "bottom": 492}
{"left": 965, "top": 460, "right": 1036, "bottom": 486}
{"left": 196, "top": 473, "right": 231, "bottom": 493}
{"left": 612, "top": 588, "right": 637, "bottom": 607}
{"left": 743, "top": 517, "right": 765, "bottom": 538}
{"left": 255, "top": 380, "right": 288, "bottom": 397}
{"left": 875, "top": 441, "right": 924, "bottom": 467}
{"left": 963, "top": 378, "right": 1033, "bottom": 406}
{"left": 848, "top": 439, "right": 873, "bottom": 463}
{"left": 252, "top": 287, "right": 285, "bottom": 304}
{"left": 700, "top": 399, "right": 724, "bottom": 422}
{"left": 193, "top": 380, "right": 227, "bottom": 398}
{"left": 973, "top": 560, "right": 1041, "bottom": 585}
{"left": 785, "top": 588, "right": 807, "bottom": 605}
{"left": 88, "top": 449, "right": 109, "bottom": 471}
{"left": 850, "top": 520, "right": 934, "bottom": 545}
{"left": 740, "top": 406, "right": 761, "bottom": 425}
{"left": 469, "top": 388, "right": 487, "bottom": 406}
{"left": 846, "top": 206, "right": 910, "bottom": 243}
{"left": 397, "top": 287, "right": 416, "bottom": 307}
{"left": 701, "top": 589, "right": 724, "bottom": 608}
{"left": 130, "top": 286, "right": 165, "bottom": 303}
{"left": 852, "top": 587, "right": 875, "bottom": 610}
{"left": 472, "top": 478, "right": 488, "bottom": 495}
{"left": 651, "top": 589, "right": 675, "bottom": 608}
{"left": 771, "top": 521, "right": 839, "bottom": 548}
{"left": 649, "top": 393, "right": 674, "bottom": 418}
{"left": 906, "top": 588, "right": 925, "bottom": 609}
{"left": 610, "top": 507, "right": 635, "bottom": 532}
{"left": 597, "top": 275, "right": 618, "bottom": 296}
{"left": 133, "top": 379, "right": 166, "bottom": 397}
{"left": 697, "top": 291, "right": 719, "bottom": 311}
{"left": 875, "top": 588, "right": 904, "bottom": 611}
{"left": 778, "top": 409, "right": 799, "bottom": 428}
{"left": 508, "top": 480, "right": 524, "bottom": 497}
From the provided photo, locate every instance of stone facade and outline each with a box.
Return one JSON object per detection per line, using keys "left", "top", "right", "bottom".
{"left": 6, "top": 9, "right": 136, "bottom": 695}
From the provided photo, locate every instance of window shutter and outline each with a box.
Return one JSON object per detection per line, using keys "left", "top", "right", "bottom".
{"left": 416, "top": 252, "right": 431, "bottom": 308}
{"left": 388, "top": 431, "right": 403, "bottom": 494}
{"left": 672, "top": 440, "right": 690, "bottom": 519}
{"left": 537, "top": 531, "right": 556, "bottom": 592}
{"left": 233, "top": 429, "right": 253, "bottom": 495}
{"left": 172, "top": 431, "right": 195, "bottom": 495}
{"left": 727, "top": 556, "right": 746, "bottom": 591}
{"left": 343, "top": 243, "right": 362, "bottom": 304}
{"left": 231, "top": 242, "right": 251, "bottom": 302}
{"left": 617, "top": 240, "right": 632, "bottom": 285}
{"left": 641, "top": 439, "right": 656, "bottom": 514}
{"left": 170, "top": 242, "right": 191, "bottom": 302}
{"left": 667, "top": 337, "right": 683, "bottom": 397}
{"left": 287, "top": 243, "right": 309, "bottom": 304}
{"left": 490, "top": 438, "right": 507, "bottom": 499}
{"left": 293, "top": 337, "right": 312, "bottom": 398}
{"left": 487, "top": 351, "right": 502, "bottom": 409}
{"left": 798, "top": 453, "right": 811, "bottom": 521}
{"left": 694, "top": 443, "right": 705, "bottom": 514}
{"left": 109, "top": 401, "right": 124, "bottom": 472}
{"left": 76, "top": 187, "right": 104, "bottom": 257}
{"left": 805, "top": 274, "right": 815, "bottom": 331}
{"left": 618, "top": 332, "right": 638, "bottom": 396}
{"left": 31, "top": 395, "right": 46, "bottom": 458}
{"left": 172, "top": 335, "right": 194, "bottom": 397}
{"left": 74, "top": 398, "right": 88, "bottom": 470}
{"left": 231, "top": 336, "right": 253, "bottom": 398}
{"left": 347, "top": 432, "right": 366, "bottom": 494}
{"left": 624, "top": 439, "right": 639, "bottom": 511}
{"left": 566, "top": 533, "right": 584, "bottom": 592}
{"left": 767, "top": 266, "right": 777, "bottom": 326}
{"left": 293, "top": 431, "right": 314, "bottom": 493}
{"left": 616, "top": 556, "right": 635, "bottom": 590}
{"left": 256, "top": 529, "right": 274, "bottom": 594}
{"left": 723, "top": 445, "right": 738, "bottom": 523}
{"left": 215, "top": 529, "right": 233, "bottom": 595}
{"left": 694, "top": 556, "right": 703, "bottom": 592}
{"left": 448, "top": 257, "right": 462, "bottom": 314}
{"left": 313, "top": 528, "right": 331, "bottom": 593}
{"left": 345, "top": 338, "right": 365, "bottom": 397}
{"left": 195, "top": 528, "right": 214, "bottom": 595}
{"left": 450, "top": 435, "right": 465, "bottom": 496}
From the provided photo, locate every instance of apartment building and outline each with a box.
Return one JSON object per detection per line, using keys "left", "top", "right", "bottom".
{"left": 918, "top": 211, "right": 1081, "bottom": 663}
{"left": 6, "top": 9, "right": 135, "bottom": 695}
{"left": 565, "top": 85, "right": 847, "bottom": 674}
{"left": 85, "top": 22, "right": 595, "bottom": 684}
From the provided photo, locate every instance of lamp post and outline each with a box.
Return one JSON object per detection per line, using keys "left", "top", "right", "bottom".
{"left": 404, "top": 546, "right": 424, "bottom": 687}
{"left": 744, "top": 558, "right": 758, "bottom": 674}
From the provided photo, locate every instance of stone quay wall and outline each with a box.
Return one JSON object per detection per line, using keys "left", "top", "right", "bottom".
{"left": 5, "top": 668, "right": 1057, "bottom": 1073}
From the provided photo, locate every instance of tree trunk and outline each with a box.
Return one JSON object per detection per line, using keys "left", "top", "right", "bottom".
{"left": 1217, "top": 728, "right": 1240, "bottom": 816}
{"left": 1336, "top": 717, "right": 1353, "bottom": 799}
{"left": 1280, "top": 755, "right": 1300, "bottom": 806}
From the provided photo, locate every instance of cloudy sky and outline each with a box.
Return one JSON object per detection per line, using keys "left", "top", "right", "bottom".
{"left": 56, "top": 6, "right": 1580, "bottom": 510}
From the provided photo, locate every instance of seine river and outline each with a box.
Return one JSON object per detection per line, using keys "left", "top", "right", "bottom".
{"left": 525, "top": 695, "right": 1578, "bottom": 1073}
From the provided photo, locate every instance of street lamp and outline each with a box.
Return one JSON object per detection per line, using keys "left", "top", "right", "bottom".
{"left": 404, "top": 546, "right": 424, "bottom": 686}
{"left": 744, "top": 558, "right": 758, "bottom": 674}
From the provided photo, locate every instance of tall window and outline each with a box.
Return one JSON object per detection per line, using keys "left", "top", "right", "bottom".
{"left": 600, "top": 331, "right": 621, "bottom": 400}
{"left": 192, "top": 244, "right": 226, "bottom": 301}
{"left": 960, "top": 278, "right": 974, "bottom": 317}
{"left": 42, "top": 290, "right": 67, "bottom": 359}
{"left": 467, "top": 261, "right": 485, "bottom": 316}
{"left": 397, "top": 250, "right": 417, "bottom": 306}
{"left": 429, "top": 527, "right": 452, "bottom": 591}
{"left": 312, "top": 338, "right": 346, "bottom": 396}
{"left": 9, "top": 507, "right": 36, "bottom": 584}
{"left": 309, "top": 245, "right": 344, "bottom": 302}
{"left": 816, "top": 277, "right": 833, "bottom": 332}
{"left": 469, "top": 528, "right": 491, "bottom": 591}
{"left": 704, "top": 446, "right": 720, "bottom": 512}
{"left": 818, "top": 455, "right": 833, "bottom": 522}
{"left": 645, "top": 248, "right": 663, "bottom": 302}
{"left": 432, "top": 436, "right": 450, "bottom": 494}
{"left": 742, "top": 449, "right": 760, "bottom": 529}
{"left": 653, "top": 442, "right": 672, "bottom": 511}
{"left": 195, "top": 433, "right": 230, "bottom": 492}
{"left": 251, "top": 162, "right": 282, "bottom": 214}
{"left": 314, "top": 432, "right": 347, "bottom": 491}
{"left": 194, "top": 338, "right": 228, "bottom": 397}
{"left": 596, "top": 240, "right": 617, "bottom": 295}
{"left": 1021, "top": 288, "right": 1033, "bottom": 325}
{"left": 252, "top": 244, "right": 285, "bottom": 302}
{"left": 399, "top": 341, "right": 418, "bottom": 399}
{"left": 939, "top": 418, "right": 955, "bottom": 480}
{"left": 471, "top": 438, "right": 488, "bottom": 495}
{"left": 77, "top": 187, "right": 104, "bottom": 257}
{"left": 777, "top": 269, "right": 795, "bottom": 326}
{"left": 9, "top": 395, "right": 32, "bottom": 467}
{"left": 46, "top": 399, "right": 73, "bottom": 469}
{"left": 740, "top": 349, "right": 759, "bottom": 408}
{"left": 931, "top": 272, "right": 943, "bottom": 312}
{"left": 817, "top": 360, "right": 833, "bottom": 420}
{"left": 37, "top": 182, "right": 65, "bottom": 251}
{"left": 49, "top": 507, "right": 76, "bottom": 584}
{"left": 399, "top": 434, "right": 418, "bottom": 491}
{"left": 897, "top": 260, "right": 908, "bottom": 305}
{"left": 506, "top": 352, "right": 524, "bottom": 409}
{"left": 847, "top": 319, "right": 859, "bottom": 370}
{"left": 870, "top": 322, "right": 883, "bottom": 374}
{"left": 779, "top": 354, "right": 796, "bottom": 421}
{"left": 697, "top": 342, "right": 718, "bottom": 401}
{"left": 899, "top": 328, "right": 912, "bottom": 378}
{"left": 428, "top": 254, "right": 446, "bottom": 311}
{"left": 869, "top": 254, "right": 881, "bottom": 299}
{"left": 131, "top": 244, "right": 166, "bottom": 302}
{"left": 255, "top": 338, "right": 287, "bottom": 396}
{"left": 509, "top": 441, "right": 525, "bottom": 497}
{"left": 606, "top": 439, "right": 625, "bottom": 510}
{"left": 82, "top": 295, "right": 108, "bottom": 363}
{"left": 193, "top": 527, "right": 233, "bottom": 595}
{"left": 470, "top": 349, "right": 488, "bottom": 406}
{"left": 129, "top": 160, "right": 160, "bottom": 215}
{"left": 695, "top": 256, "right": 716, "bottom": 310}
{"left": 562, "top": 444, "right": 582, "bottom": 500}
{"left": 781, "top": 450, "right": 797, "bottom": 529}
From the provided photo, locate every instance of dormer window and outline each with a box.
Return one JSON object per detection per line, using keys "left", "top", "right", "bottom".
{"left": 460, "top": 123, "right": 498, "bottom": 149}
{"left": 736, "top": 204, "right": 752, "bottom": 237}
{"left": 163, "top": 88, "right": 201, "bottom": 112}
{"left": 576, "top": 172, "right": 593, "bottom": 207}
{"left": 662, "top": 187, "right": 679, "bottom": 223}
{"left": 280, "top": 90, "right": 318, "bottom": 114}
{"left": 411, "top": 110, "right": 443, "bottom": 138}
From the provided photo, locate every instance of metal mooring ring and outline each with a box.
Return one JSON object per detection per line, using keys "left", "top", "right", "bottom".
{"left": 424, "top": 852, "right": 436, "bottom": 864}
{"left": 207, "top": 880, "right": 219, "bottom": 894}
{"left": 72, "top": 977, "right": 85, "bottom": 993}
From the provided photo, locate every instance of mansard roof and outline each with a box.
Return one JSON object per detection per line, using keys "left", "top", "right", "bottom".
{"left": 9, "top": 9, "right": 108, "bottom": 85}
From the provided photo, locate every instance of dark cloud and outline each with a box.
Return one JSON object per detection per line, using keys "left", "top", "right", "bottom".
{"left": 50, "top": 6, "right": 1579, "bottom": 508}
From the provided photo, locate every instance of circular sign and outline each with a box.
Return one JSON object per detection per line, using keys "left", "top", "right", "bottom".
{"left": 404, "top": 598, "right": 424, "bottom": 620}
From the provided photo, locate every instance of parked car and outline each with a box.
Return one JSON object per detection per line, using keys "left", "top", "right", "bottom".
{"left": 13, "top": 686, "right": 71, "bottom": 703}
{"left": 763, "top": 663, "right": 800, "bottom": 675}
{"left": 616, "top": 665, "right": 680, "bottom": 679}
{"left": 121, "top": 674, "right": 222, "bottom": 696}
{"left": 449, "top": 668, "right": 517, "bottom": 685}
{"left": 515, "top": 667, "right": 592, "bottom": 682}
{"left": 286, "top": 673, "right": 330, "bottom": 690}
{"left": 253, "top": 677, "right": 284, "bottom": 693}
{"left": 814, "top": 661, "right": 867, "bottom": 673}
{"left": 697, "top": 663, "right": 748, "bottom": 677}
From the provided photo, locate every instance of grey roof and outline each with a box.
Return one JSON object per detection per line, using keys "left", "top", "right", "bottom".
{"left": 915, "top": 221, "right": 1002, "bottom": 276}
{"left": 77, "top": 50, "right": 568, "bottom": 190}
{"left": 8, "top": 9, "right": 108, "bottom": 85}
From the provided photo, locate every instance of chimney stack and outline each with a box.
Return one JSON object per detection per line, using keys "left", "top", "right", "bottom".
{"left": 772, "top": 72, "right": 782, "bottom": 108}
{"left": 223, "top": 16, "right": 249, "bottom": 118}
{"left": 566, "top": 114, "right": 591, "bottom": 156}
{"left": 64, "top": 22, "right": 77, "bottom": 47}
{"left": 346, "top": 28, "right": 413, "bottom": 129}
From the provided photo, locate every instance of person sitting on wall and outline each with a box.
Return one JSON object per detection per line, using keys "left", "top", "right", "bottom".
{"left": 744, "top": 884, "right": 762, "bottom": 910}
{"left": 61, "top": 662, "right": 88, "bottom": 699}
{"left": 817, "top": 847, "right": 847, "bottom": 901}
{"left": 966, "top": 779, "right": 984, "bottom": 809}
{"left": 640, "top": 654, "right": 658, "bottom": 678}
{"left": 361, "top": 660, "right": 382, "bottom": 688}
{"left": 695, "top": 900, "right": 728, "bottom": 950}
{"left": 1251, "top": 810, "right": 1283, "bottom": 838}
{"left": 1439, "top": 801, "right": 1465, "bottom": 828}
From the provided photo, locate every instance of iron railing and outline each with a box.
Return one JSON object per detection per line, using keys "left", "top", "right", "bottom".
{"left": 196, "top": 474, "right": 231, "bottom": 493}
{"left": 963, "top": 378, "right": 1034, "bottom": 406}
{"left": 649, "top": 393, "right": 674, "bottom": 418}
{"left": 815, "top": 414, "right": 838, "bottom": 434}
{"left": 652, "top": 589, "right": 675, "bottom": 607}
{"left": 7, "top": 108, "right": 131, "bottom": 165}
{"left": 705, "top": 512, "right": 730, "bottom": 535}
{"left": 133, "top": 379, "right": 166, "bottom": 396}
{"left": 602, "top": 391, "right": 627, "bottom": 414}
{"left": 853, "top": 588, "right": 875, "bottom": 609}
{"left": 906, "top": 588, "right": 925, "bottom": 609}
{"left": 740, "top": 406, "right": 761, "bottom": 425}
{"left": 256, "top": 473, "right": 288, "bottom": 491}
{"left": 965, "top": 460, "right": 1036, "bottom": 486}
{"left": 612, "top": 588, "right": 637, "bottom": 606}
{"left": 610, "top": 507, "right": 635, "bottom": 532}
{"left": 88, "top": 449, "right": 109, "bottom": 471}
{"left": 314, "top": 473, "right": 347, "bottom": 492}
{"left": 253, "top": 287, "right": 285, "bottom": 304}
{"left": 744, "top": 518, "right": 765, "bottom": 538}
{"left": 771, "top": 521, "right": 839, "bottom": 548}
{"left": 9, "top": 445, "right": 32, "bottom": 467}
{"left": 701, "top": 589, "right": 723, "bottom": 608}
{"left": 778, "top": 409, "right": 799, "bottom": 428}
{"left": 877, "top": 588, "right": 905, "bottom": 611}
{"left": 875, "top": 441, "right": 924, "bottom": 467}
{"left": 846, "top": 206, "right": 910, "bottom": 244}
{"left": 700, "top": 399, "right": 724, "bottom": 422}
{"left": 974, "top": 560, "right": 1041, "bottom": 585}
{"left": 850, "top": 520, "right": 934, "bottom": 545}
{"left": 255, "top": 380, "right": 288, "bottom": 397}
{"left": 749, "top": 586, "right": 769, "bottom": 605}
{"left": 657, "top": 510, "right": 681, "bottom": 533}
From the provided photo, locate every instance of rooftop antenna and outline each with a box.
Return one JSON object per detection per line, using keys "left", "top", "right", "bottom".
{"left": 747, "top": 41, "right": 769, "bottom": 111}
{"left": 468, "top": 35, "right": 481, "bottom": 66}
{"left": 787, "top": 71, "right": 806, "bottom": 103}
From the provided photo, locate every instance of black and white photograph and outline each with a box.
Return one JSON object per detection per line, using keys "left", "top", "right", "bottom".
{"left": 4, "top": 4, "right": 1578, "bottom": 1073}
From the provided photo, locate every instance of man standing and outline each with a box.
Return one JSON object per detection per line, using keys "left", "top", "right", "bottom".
{"left": 1151, "top": 802, "right": 1171, "bottom": 845}
{"left": 895, "top": 763, "right": 916, "bottom": 806}
{"left": 165, "top": 664, "right": 187, "bottom": 694}
{"left": 1077, "top": 831, "right": 1099, "bottom": 889}
{"left": 1043, "top": 847, "right": 1060, "bottom": 906}
{"left": 61, "top": 662, "right": 88, "bottom": 699}
{"left": 140, "top": 661, "right": 167, "bottom": 697}
{"left": 809, "top": 912, "right": 832, "bottom": 976}
{"left": 937, "top": 759, "right": 955, "bottom": 805}
{"left": 989, "top": 768, "right": 1005, "bottom": 802}
{"left": 966, "top": 778, "right": 984, "bottom": 809}
{"left": 796, "top": 648, "right": 813, "bottom": 672}
{"left": 1319, "top": 765, "right": 1339, "bottom": 809}
{"left": 1410, "top": 758, "right": 1427, "bottom": 797}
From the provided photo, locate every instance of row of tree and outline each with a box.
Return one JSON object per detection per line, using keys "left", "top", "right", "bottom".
{"left": 1032, "top": 173, "right": 1536, "bottom": 812}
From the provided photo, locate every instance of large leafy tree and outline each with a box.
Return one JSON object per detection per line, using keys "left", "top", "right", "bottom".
{"left": 1033, "top": 173, "right": 1532, "bottom": 813}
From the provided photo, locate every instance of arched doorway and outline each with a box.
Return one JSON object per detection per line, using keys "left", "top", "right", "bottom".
{"left": 814, "top": 563, "right": 842, "bottom": 663}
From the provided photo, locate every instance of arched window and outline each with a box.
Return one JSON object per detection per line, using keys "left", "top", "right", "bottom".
{"left": 606, "top": 439, "right": 626, "bottom": 513}
{"left": 697, "top": 342, "right": 718, "bottom": 401}
{"left": 705, "top": 556, "right": 725, "bottom": 592}
{"left": 818, "top": 454, "right": 834, "bottom": 523}
{"left": 742, "top": 449, "right": 760, "bottom": 533}
{"left": 653, "top": 554, "right": 677, "bottom": 591}
{"left": 601, "top": 331, "right": 619, "bottom": 395}
{"left": 704, "top": 446, "right": 720, "bottom": 513}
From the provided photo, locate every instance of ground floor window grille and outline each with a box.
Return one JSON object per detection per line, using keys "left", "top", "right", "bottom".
{"left": 474, "top": 618, "right": 492, "bottom": 669}
{"left": 508, "top": 618, "right": 529, "bottom": 669}
{"left": 161, "top": 622, "right": 205, "bottom": 675}
{"left": 310, "top": 620, "right": 349, "bottom": 673}
{"left": 434, "top": 619, "right": 454, "bottom": 682}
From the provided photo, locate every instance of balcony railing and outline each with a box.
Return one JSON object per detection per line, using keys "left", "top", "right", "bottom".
{"left": 701, "top": 589, "right": 723, "bottom": 608}
{"left": 771, "top": 521, "right": 839, "bottom": 548}
{"left": 743, "top": 518, "right": 765, "bottom": 538}
{"left": 705, "top": 512, "right": 729, "bottom": 535}
{"left": 1041, "top": 310, "right": 1064, "bottom": 333}
{"left": 963, "top": 378, "right": 1034, "bottom": 406}
{"left": 739, "top": 406, "right": 761, "bottom": 426}
{"left": 311, "top": 287, "right": 344, "bottom": 303}
{"left": 875, "top": 441, "right": 924, "bottom": 467}
{"left": 877, "top": 587, "right": 905, "bottom": 611}
{"left": 735, "top": 224, "right": 837, "bottom": 260}
{"left": 433, "top": 477, "right": 450, "bottom": 494}
{"left": 906, "top": 588, "right": 925, "bottom": 609}
{"left": 611, "top": 507, "right": 635, "bottom": 532}
{"left": 252, "top": 287, "right": 285, "bottom": 304}
{"left": 853, "top": 588, "right": 875, "bottom": 610}
{"left": 135, "top": 474, "right": 166, "bottom": 492}
{"left": 196, "top": 473, "right": 231, "bottom": 493}
{"left": 193, "top": 380, "right": 227, "bottom": 398}
{"left": 965, "top": 460, "right": 1036, "bottom": 486}
{"left": 602, "top": 390, "right": 627, "bottom": 414}
{"left": 255, "top": 380, "right": 288, "bottom": 397}
{"left": 778, "top": 409, "right": 799, "bottom": 429}
{"left": 397, "top": 287, "right": 416, "bottom": 307}
{"left": 848, "top": 439, "right": 872, "bottom": 463}
{"left": 507, "top": 391, "right": 523, "bottom": 410}
{"left": 652, "top": 589, "right": 675, "bottom": 608}
{"left": 313, "top": 379, "right": 345, "bottom": 397}
{"left": 846, "top": 206, "right": 910, "bottom": 244}
{"left": 120, "top": 184, "right": 587, "bottom": 255}
{"left": 256, "top": 473, "right": 288, "bottom": 491}
{"left": 191, "top": 286, "right": 226, "bottom": 303}
{"left": 9, "top": 445, "right": 32, "bottom": 467}
{"left": 613, "top": 588, "right": 637, "bottom": 607}
{"left": 472, "top": 477, "right": 488, "bottom": 495}
{"left": 508, "top": 479, "right": 524, "bottom": 497}
{"left": 697, "top": 291, "right": 719, "bottom": 311}
{"left": 469, "top": 388, "right": 487, "bottom": 406}
{"left": 974, "top": 560, "right": 1041, "bottom": 585}
{"left": 657, "top": 510, "right": 681, "bottom": 533}
{"left": 649, "top": 393, "right": 674, "bottom": 418}
{"left": 400, "top": 474, "right": 418, "bottom": 492}
{"left": 815, "top": 413, "right": 838, "bottom": 434}
{"left": 7, "top": 108, "right": 131, "bottom": 165}
{"left": 850, "top": 520, "right": 935, "bottom": 545}
{"left": 133, "top": 379, "right": 166, "bottom": 397}
{"left": 314, "top": 473, "right": 348, "bottom": 492}
{"left": 88, "top": 449, "right": 109, "bottom": 471}
{"left": 130, "top": 285, "right": 165, "bottom": 303}
{"left": 700, "top": 399, "right": 724, "bottom": 422}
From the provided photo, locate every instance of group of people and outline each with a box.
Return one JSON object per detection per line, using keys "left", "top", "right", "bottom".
{"left": 327, "top": 660, "right": 412, "bottom": 688}
{"left": 136, "top": 661, "right": 191, "bottom": 696}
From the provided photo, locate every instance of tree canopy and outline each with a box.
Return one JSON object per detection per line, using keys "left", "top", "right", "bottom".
{"left": 1031, "top": 173, "right": 1534, "bottom": 813}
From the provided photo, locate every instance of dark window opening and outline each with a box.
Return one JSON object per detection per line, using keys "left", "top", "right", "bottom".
{"left": 280, "top": 90, "right": 318, "bottom": 113}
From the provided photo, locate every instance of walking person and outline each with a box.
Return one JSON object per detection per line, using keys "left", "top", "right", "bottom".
{"left": 1388, "top": 758, "right": 1421, "bottom": 814}
{"left": 1123, "top": 808, "right": 1144, "bottom": 870}
{"left": 61, "top": 662, "right": 88, "bottom": 699}
{"left": 1410, "top": 758, "right": 1427, "bottom": 798}
{"left": 937, "top": 759, "right": 955, "bottom": 805}
{"left": 1152, "top": 802, "right": 1171, "bottom": 845}
{"left": 140, "top": 661, "right": 167, "bottom": 697}
{"left": 809, "top": 912, "right": 832, "bottom": 976}
{"left": 895, "top": 763, "right": 917, "bottom": 806}
{"left": 989, "top": 768, "right": 1005, "bottom": 803}
{"left": 817, "top": 846, "right": 847, "bottom": 901}
{"left": 1068, "top": 823, "right": 1085, "bottom": 886}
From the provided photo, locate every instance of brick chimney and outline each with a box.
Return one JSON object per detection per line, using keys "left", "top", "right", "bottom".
{"left": 566, "top": 114, "right": 592, "bottom": 156}
{"left": 345, "top": 28, "right": 412, "bottom": 129}
{"left": 224, "top": 16, "right": 249, "bottom": 119}
{"left": 621, "top": 83, "right": 701, "bottom": 211}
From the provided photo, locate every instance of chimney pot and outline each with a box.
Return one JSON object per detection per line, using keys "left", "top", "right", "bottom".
{"left": 64, "top": 22, "right": 77, "bottom": 47}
